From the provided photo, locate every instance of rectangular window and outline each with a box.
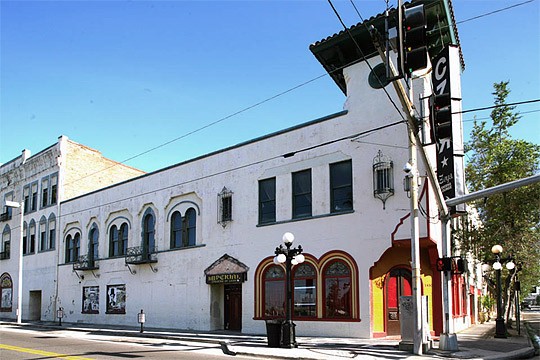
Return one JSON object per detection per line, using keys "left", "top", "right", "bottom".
{"left": 23, "top": 186, "right": 30, "bottom": 214}
{"left": 41, "top": 178, "right": 49, "bottom": 208}
{"left": 222, "top": 196, "right": 232, "bottom": 222}
{"left": 330, "top": 160, "right": 353, "bottom": 213}
{"left": 2, "top": 193, "right": 14, "bottom": 219}
{"left": 50, "top": 174, "right": 58, "bottom": 204}
{"left": 31, "top": 182, "right": 38, "bottom": 211}
{"left": 258, "top": 178, "right": 276, "bottom": 224}
{"left": 292, "top": 169, "right": 312, "bottom": 219}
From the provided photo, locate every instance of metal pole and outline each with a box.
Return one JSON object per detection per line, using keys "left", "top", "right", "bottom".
{"left": 495, "top": 260, "right": 507, "bottom": 338}
{"left": 446, "top": 174, "right": 540, "bottom": 207}
{"left": 409, "top": 127, "right": 423, "bottom": 355}
{"left": 282, "top": 242, "right": 296, "bottom": 348}
{"left": 17, "top": 202, "right": 24, "bottom": 324}
{"left": 439, "top": 215, "right": 458, "bottom": 350}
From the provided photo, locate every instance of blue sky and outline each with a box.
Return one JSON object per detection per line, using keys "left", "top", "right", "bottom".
{"left": 1, "top": 0, "right": 539, "bottom": 172}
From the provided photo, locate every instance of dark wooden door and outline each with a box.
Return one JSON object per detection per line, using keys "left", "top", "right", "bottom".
{"left": 224, "top": 284, "right": 242, "bottom": 331}
{"left": 385, "top": 268, "right": 412, "bottom": 336}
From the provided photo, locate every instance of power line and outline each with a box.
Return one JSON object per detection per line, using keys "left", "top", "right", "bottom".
{"left": 463, "top": 109, "right": 540, "bottom": 123}
{"left": 58, "top": 118, "right": 405, "bottom": 218}
{"left": 327, "top": 0, "right": 407, "bottom": 121}
{"left": 456, "top": 0, "right": 536, "bottom": 25}
{"left": 459, "top": 99, "right": 540, "bottom": 115}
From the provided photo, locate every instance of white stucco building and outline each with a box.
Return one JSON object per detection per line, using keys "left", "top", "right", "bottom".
{"left": 1, "top": 0, "right": 479, "bottom": 339}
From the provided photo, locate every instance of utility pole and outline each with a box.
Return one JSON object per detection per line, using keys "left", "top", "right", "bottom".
{"left": 375, "top": 1, "right": 451, "bottom": 354}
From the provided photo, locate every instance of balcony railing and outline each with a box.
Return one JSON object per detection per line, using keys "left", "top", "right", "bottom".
{"left": 73, "top": 255, "right": 99, "bottom": 271}
{"left": 125, "top": 246, "right": 158, "bottom": 265}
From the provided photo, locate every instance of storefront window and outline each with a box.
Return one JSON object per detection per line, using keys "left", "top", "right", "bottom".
{"left": 294, "top": 263, "right": 316, "bottom": 317}
{"left": 264, "top": 265, "right": 285, "bottom": 317}
{"left": 324, "top": 260, "right": 352, "bottom": 318}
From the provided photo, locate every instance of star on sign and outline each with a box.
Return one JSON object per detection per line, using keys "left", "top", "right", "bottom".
{"left": 441, "top": 157, "right": 449, "bottom": 167}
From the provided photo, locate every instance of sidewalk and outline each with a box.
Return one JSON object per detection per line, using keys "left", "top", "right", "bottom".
{"left": 1, "top": 319, "right": 536, "bottom": 359}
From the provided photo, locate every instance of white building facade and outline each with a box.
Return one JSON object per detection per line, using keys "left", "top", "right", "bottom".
{"left": 2, "top": 0, "right": 478, "bottom": 338}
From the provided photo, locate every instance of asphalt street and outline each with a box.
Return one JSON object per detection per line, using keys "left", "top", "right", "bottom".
{"left": 0, "top": 326, "right": 250, "bottom": 359}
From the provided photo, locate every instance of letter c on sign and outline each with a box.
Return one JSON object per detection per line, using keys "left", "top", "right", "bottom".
{"left": 435, "top": 57, "right": 447, "bottom": 81}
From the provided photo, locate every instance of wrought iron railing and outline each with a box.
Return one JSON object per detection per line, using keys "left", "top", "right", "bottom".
{"left": 73, "top": 254, "right": 99, "bottom": 271}
{"left": 125, "top": 246, "right": 158, "bottom": 264}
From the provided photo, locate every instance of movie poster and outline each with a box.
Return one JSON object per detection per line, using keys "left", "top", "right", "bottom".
{"left": 82, "top": 286, "right": 99, "bottom": 314}
{"left": 106, "top": 284, "right": 126, "bottom": 314}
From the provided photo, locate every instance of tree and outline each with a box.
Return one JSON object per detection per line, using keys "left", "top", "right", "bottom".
{"left": 461, "top": 81, "right": 540, "bottom": 323}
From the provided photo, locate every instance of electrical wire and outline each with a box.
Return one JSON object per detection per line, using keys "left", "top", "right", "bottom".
{"left": 56, "top": 118, "right": 406, "bottom": 218}
{"left": 61, "top": 58, "right": 360, "bottom": 188}
{"left": 327, "top": 0, "right": 406, "bottom": 121}
{"left": 456, "top": 0, "right": 535, "bottom": 25}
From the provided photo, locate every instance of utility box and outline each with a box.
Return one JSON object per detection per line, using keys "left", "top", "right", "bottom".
{"left": 398, "top": 296, "right": 432, "bottom": 352}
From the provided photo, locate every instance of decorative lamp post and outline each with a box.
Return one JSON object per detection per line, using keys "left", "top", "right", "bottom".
{"left": 273, "top": 232, "right": 304, "bottom": 348}
{"left": 491, "top": 245, "right": 515, "bottom": 338}
{"left": 5, "top": 200, "right": 24, "bottom": 324}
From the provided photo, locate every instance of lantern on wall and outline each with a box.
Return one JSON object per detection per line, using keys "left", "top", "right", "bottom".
{"left": 373, "top": 150, "right": 394, "bottom": 209}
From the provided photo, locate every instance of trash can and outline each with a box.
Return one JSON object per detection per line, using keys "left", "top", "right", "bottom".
{"left": 265, "top": 319, "right": 283, "bottom": 348}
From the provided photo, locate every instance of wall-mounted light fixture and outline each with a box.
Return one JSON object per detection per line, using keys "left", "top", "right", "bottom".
{"left": 373, "top": 150, "right": 394, "bottom": 209}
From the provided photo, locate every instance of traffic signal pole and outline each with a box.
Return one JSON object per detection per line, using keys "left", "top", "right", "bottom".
{"left": 375, "top": 2, "right": 453, "bottom": 353}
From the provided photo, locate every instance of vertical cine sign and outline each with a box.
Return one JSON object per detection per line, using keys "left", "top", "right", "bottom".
{"left": 432, "top": 45, "right": 466, "bottom": 215}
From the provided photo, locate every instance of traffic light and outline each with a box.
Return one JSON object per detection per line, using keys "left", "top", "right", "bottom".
{"left": 436, "top": 257, "right": 452, "bottom": 272}
{"left": 454, "top": 258, "right": 466, "bottom": 274}
{"left": 402, "top": 4, "right": 428, "bottom": 75}
{"left": 430, "top": 93, "right": 452, "bottom": 140}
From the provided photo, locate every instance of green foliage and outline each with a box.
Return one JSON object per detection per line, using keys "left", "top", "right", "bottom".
{"left": 480, "top": 294, "right": 496, "bottom": 312}
{"left": 463, "top": 81, "right": 540, "bottom": 295}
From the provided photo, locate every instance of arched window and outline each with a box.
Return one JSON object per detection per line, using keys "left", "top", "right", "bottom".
{"left": 1, "top": 225, "right": 10, "bottom": 260}
{"left": 263, "top": 265, "right": 285, "bottom": 318}
{"left": 65, "top": 233, "right": 80, "bottom": 263}
{"left": 120, "top": 223, "right": 128, "bottom": 255}
{"left": 109, "top": 223, "right": 128, "bottom": 257}
{"left": 294, "top": 263, "right": 317, "bottom": 318}
{"left": 39, "top": 216, "right": 47, "bottom": 251}
{"left": 88, "top": 225, "right": 99, "bottom": 262}
{"left": 183, "top": 208, "right": 196, "bottom": 247}
{"left": 27, "top": 220, "right": 36, "bottom": 254}
{"left": 48, "top": 214, "right": 56, "bottom": 250}
{"left": 255, "top": 252, "right": 359, "bottom": 321}
{"left": 0, "top": 272, "right": 13, "bottom": 311}
{"left": 22, "top": 222, "right": 27, "bottom": 255}
{"left": 142, "top": 211, "right": 155, "bottom": 253}
{"left": 170, "top": 211, "right": 182, "bottom": 249}
{"left": 323, "top": 260, "right": 352, "bottom": 319}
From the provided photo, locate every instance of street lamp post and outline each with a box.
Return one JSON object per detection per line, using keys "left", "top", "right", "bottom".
{"left": 5, "top": 200, "right": 24, "bottom": 324}
{"left": 491, "top": 245, "right": 515, "bottom": 339}
{"left": 273, "top": 232, "right": 305, "bottom": 348}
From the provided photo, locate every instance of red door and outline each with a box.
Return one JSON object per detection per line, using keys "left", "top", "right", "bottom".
{"left": 385, "top": 268, "right": 412, "bottom": 336}
{"left": 224, "top": 284, "right": 242, "bottom": 331}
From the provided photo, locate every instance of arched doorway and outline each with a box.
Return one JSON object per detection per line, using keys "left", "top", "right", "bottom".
{"left": 385, "top": 268, "right": 412, "bottom": 336}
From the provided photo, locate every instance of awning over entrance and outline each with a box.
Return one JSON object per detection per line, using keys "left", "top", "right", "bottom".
{"left": 204, "top": 254, "right": 249, "bottom": 284}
